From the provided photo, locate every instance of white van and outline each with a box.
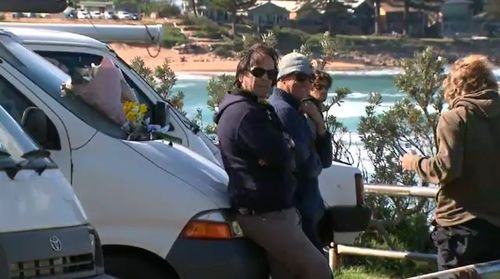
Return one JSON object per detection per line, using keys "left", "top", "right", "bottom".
{"left": 0, "top": 29, "right": 267, "bottom": 278}
{"left": 4, "top": 26, "right": 371, "bottom": 246}
{"left": 0, "top": 96, "right": 110, "bottom": 278}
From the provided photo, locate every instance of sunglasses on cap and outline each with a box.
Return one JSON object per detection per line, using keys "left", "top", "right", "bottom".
{"left": 249, "top": 66, "right": 278, "bottom": 80}
{"left": 293, "top": 72, "right": 315, "bottom": 83}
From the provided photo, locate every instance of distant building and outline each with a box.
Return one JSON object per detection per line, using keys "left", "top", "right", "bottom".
{"left": 78, "top": 1, "right": 114, "bottom": 12}
{"left": 441, "top": 0, "right": 474, "bottom": 37}
{"left": 244, "top": 1, "right": 290, "bottom": 29}
{"left": 379, "top": 2, "right": 427, "bottom": 36}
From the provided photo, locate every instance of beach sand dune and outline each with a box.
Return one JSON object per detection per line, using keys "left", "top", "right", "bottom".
{"left": 110, "top": 43, "right": 369, "bottom": 74}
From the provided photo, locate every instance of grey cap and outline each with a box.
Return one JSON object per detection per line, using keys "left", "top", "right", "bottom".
{"left": 277, "top": 52, "right": 313, "bottom": 80}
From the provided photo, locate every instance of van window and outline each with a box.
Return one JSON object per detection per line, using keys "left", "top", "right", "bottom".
{"left": 0, "top": 102, "right": 55, "bottom": 171}
{"left": 35, "top": 51, "right": 153, "bottom": 137}
{"left": 0, "top": 75, "right": 61, "bottom": 150}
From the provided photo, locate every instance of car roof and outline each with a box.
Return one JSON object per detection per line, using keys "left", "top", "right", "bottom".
{"left": 0, "top": 27, "right": 107, "bottom": 49}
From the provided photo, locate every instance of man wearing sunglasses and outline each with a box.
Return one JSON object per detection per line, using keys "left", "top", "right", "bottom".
{"left": 269, "top": 53, "right": 332, "bottom": 254}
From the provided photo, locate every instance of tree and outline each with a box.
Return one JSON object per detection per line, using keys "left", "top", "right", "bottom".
{"left": 374, "top": 0, "right": 381, "bottom": 34}
{"left": 210, "top": 0, "right": 256, "bottom": 37}
{"left": 485, "top": 0, "right": 500, "bottom": 19}
{"left": 130, "top": 56, "right": 185, "bottom": 111}
{"left": 317, "top": 0, "right": 350, "bottom": 34}
{"left": 190, "top": 0, "right": 198, "bottom": 17}
{"left": 356, "top": 47, "right": 447, "bottom": 273}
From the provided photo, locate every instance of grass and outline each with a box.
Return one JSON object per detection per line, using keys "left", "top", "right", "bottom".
{"left": 335, "top": 266, "right": 391, "bottom": 279}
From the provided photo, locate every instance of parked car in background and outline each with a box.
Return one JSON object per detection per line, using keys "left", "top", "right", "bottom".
{"left": 104, "top": 11, "right": 116, "bottom": 20}
{"left": 90, "top": 11, "right": 103, "bottom": 19}
{"left": 116, "top": 10, "right": 131, "bottom": 20}
{"left": 77, "top": 9, "right": 90, "bottom": 19}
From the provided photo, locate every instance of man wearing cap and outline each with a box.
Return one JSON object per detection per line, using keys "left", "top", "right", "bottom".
{"left": 269, "top": 52, "right": 332, "bottom": 253}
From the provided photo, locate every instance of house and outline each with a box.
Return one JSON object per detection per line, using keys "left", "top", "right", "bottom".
{"left": 182, "top": 0, "right": 230, "bottom": 23}
{"left": 378, "top": 1, "right": 427, "bottom": 36}
{"left": 441, "top": 0, "right": 474, "bottom": 37}
{"left": 344, "top": 0, "right": 374, "bottom": 34}
{"left": 245, "top": 1, "right": 290, "bottom": 29}
{"left": 294, "top": 0, "right": 374, "bottom": 34}
{"left": 78, "top": 1, "right": 114, "bottom": 12}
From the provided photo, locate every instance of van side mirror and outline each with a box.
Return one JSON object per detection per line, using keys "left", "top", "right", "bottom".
{"left": 21, "top": 107, "right": 61, "bottom": 150}
{"left": 152, "top": 101, "right": 168, "bottom": 127}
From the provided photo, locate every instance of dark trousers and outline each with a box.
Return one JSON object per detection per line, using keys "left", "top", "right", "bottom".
{"left": 295, "top": 181, "right": 326, "bottom": 252}
{"left": 431, "top": 218, "right": 500, "bottom": 271}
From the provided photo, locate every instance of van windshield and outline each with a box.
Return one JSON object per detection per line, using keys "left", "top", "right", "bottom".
{"left": 0, "top": 105, "right": 39, "bottom": 163}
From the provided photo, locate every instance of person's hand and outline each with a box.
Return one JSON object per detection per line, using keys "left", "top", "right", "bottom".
{"left": 400, "top": 153, "right": 420, "bottom": 171}
{"left": 300, "top": 101, "right": 326, "bottom": 135}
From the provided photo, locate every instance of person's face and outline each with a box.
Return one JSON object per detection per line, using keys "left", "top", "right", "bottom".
{"left": 281, "top": 72, "right": 314, "bottom": 100}
{"left": 239, "top": 53, "right": 277, "bottom": 99}
{"left": 310, "top": 79, "right": 330, "bottom": 103}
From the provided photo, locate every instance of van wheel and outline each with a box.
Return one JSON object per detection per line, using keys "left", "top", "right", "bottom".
{"left": 104, "top": 254, "right": 178, "bottom": 279}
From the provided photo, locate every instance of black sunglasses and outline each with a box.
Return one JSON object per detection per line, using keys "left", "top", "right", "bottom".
{"left": 293, "top": 72, "right": 315, "bottom": 83}
{"left": 249, "top": 66, "right": 278, "bottom": 80}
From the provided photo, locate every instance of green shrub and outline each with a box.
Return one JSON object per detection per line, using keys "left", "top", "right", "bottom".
{"left": 233, "top": 38, "right": 244, "bottom": 52}
{"left": 272, "top": 27, "right": 311, "bottom": 53}
{"left": 163, "top": 24, "right": 188, "bottom": 47}
{"left": 213, "top": 45, "right": 233, "bottom": 58}
{"left": 157, "top": 3, "right": 181, "bottom": 17}
{"left": 194, "top": 30, "right": 222, "bottom": 39}
{"left": 179, "top": 15, "right": 229, "bottom": 37}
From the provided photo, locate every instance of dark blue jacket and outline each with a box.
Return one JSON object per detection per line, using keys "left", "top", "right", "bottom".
{"left": 215, "top": 91, "right": 296, "bottom": 212}
{"left": 269, "top": 88, "right": 323, "bottom": 180}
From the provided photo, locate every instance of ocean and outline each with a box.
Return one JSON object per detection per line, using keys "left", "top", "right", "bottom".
{"left": 175, "top": 68, "right": 500, "bottom": 133}
{"left": 173, "top": 69, "right": 500, "bottom": 171}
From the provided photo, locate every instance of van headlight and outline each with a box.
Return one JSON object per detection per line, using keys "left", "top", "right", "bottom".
{"left": 88, "top": 227, "right": 104, "bottom": 273}
{"left": 180, "top": 210, "right": 244, "bottom": 240}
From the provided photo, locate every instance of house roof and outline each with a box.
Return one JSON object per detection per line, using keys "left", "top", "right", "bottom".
{"left": 341, "top": 0, "right": 372, "bottom": 9}
{"left": 248, "top": 1, "right": 290, "bottom": 14}
{"left": 444, "top": 0, "right": 472, "bottom": 4}
{"left": 380, "top": 2, "right": 419, "bottom": 13}
{"left": 253, "top": 0, "right": 304, "bottom": 12}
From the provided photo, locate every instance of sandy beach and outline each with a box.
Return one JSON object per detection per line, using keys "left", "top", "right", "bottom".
{"left": 109, "top": 43, "right": 370, "bottom": 74}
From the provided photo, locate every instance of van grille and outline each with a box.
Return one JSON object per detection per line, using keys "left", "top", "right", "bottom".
{"left": 9, "top": 253, "right": 94, "bottom": 278}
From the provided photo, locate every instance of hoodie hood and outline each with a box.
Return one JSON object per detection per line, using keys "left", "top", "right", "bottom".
{"left": 214, "top": 91, "right": 257, "bottom": 124}
{"left": 452, "top": 90, "right": 500, "bottom": 119}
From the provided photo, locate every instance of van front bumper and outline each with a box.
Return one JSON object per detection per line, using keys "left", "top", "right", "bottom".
{"left": 166, "top": 237, "right": 268, "bottom": 279}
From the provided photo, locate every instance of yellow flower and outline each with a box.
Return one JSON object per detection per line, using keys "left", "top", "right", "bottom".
{"left": 123, "top": 101, "right": 148, "bottom": 125}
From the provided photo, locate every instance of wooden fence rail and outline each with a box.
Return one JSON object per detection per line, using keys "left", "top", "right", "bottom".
{"left": 328, "top": 184, "right": 500, "bottom": 278}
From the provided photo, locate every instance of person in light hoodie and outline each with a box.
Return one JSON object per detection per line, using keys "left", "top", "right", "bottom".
{"left": 401, "top": 55, "right": 500, "bottom": 270}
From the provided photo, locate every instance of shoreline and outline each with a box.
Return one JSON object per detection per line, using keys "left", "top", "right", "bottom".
{"left": 109, "top": 43, "right": 392, "bottom": 75}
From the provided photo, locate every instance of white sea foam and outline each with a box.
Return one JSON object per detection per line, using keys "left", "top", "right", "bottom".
{"left": 328, "top": 101, "right": 394, "bottom": 118}
{"left": 177, "top": 72, "right": 233, "bottom": 80}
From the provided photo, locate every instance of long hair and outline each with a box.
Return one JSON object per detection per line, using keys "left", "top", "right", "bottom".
{"left": 234, "top": 43, "right": 279, "bottom": 88}
{"left": 443, "top": 55, "right": 498, "bottom": 103}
